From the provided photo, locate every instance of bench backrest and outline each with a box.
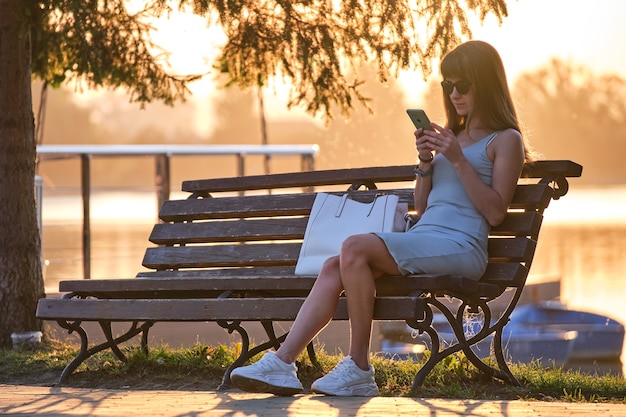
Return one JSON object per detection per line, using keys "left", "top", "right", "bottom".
{"left": 139, "top": 161, "right": 582, "bottom": 295}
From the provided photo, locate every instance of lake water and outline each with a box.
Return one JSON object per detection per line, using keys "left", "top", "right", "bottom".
{"left": 39, "top": 186, "right": 626, "bottom": 373}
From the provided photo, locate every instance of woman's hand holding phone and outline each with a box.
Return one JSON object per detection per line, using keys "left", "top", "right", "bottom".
{"left": 415, "top": 133, "right": 435, "bottom": 162}
{"left": 407, "top": 109, "right": 435, "bottom": 160}
{"left": 420, "top": 122, "right": 465, "bottom": 164}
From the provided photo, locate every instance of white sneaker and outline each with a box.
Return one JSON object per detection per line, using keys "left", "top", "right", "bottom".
{"left": 311, "top": 356, "right": 379, "bottom": 397}
{"left": 230, "top": 351, "right": 303, "bottom": 396}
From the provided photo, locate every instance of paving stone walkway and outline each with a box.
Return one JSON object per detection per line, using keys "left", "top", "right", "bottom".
{"left": 2, "top": 384, "right": 626, "bottom": 417}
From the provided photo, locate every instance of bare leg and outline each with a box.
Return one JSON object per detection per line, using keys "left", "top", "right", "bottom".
{"left": 275, "top": 256, "right": 344, "bottom": 364}
{"left": 339, "top": 234, "right": 401, "bottom": 370}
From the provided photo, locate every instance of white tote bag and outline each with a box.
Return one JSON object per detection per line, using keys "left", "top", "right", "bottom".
{"left": 295, "top": 192, "right": 408, "bottom": 275}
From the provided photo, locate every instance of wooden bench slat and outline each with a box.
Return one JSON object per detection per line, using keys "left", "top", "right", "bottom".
{"left": 490, "top": 212, "right": 542, "bottom": 237}
{"left": 182, "top": 165, "right": 418, "bottom": 194}
{"left": 487, "top": 237, "right": 536, "bottom": 262}
{"left": 180, "top": 160, "right": 582, "bottom": 195}
{"left": 60, "top": 267, "right": 513, "bottom": 296}
{"left": 158, "top": 190, "right": 416, "bottom": 222}
{"left": 62, "top": 263, "right": 525, "bottom": 301}
{"left": 135, "top": 262, "right": 527, "bottom": 285}
{"left": 37, "top": 297, "right": 424, "bottom": 321}
{"left": 508, "top": 183, "right": 554, "bottom": 211}
{"left": 142, "top": 243, "right": 303, "bottom": 269}
{"left": 59, "top": 276, "right": 315, "bottom": 294}
{"left": 159, "top": 194, "right": 316, "bottom": 221}
{"left": 141, "top": 237, "right": 535, "bottom": 270}
{"left": 521, "top": 160, "right": 583, "bottom": 179}
{"left": 478, "top": 262, "right": 528, "bottom": 286}
{"left": 148, "top": 211, "right": 543, "bottom": 246}
{"left": 149, "top": 218, "right": 310, "bottom": 244}
{"left": 136, "top": 266, "right": 298, "bottom": 278}
{"left": 161, "top": 185, "right": 552, "bottom": 223}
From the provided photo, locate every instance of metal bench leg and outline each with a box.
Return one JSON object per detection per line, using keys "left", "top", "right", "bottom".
{"left": 54, "top": 319, "right": 151, "bottom": 386}
{"left": 55, "top": 320, "right": 89, "bottom": 386}
{"left": 218, "top": 319, "right": 296, "bottom": 390}
{"left": 306, "top": 342, "right": 322, "bottom": 371}
{"left": 87, "top": 321, "right": 150, "bottom": 362}
{"left": 99, "top": 321, "right": 127, "bottom": 362}
{"left": 406, "top": 300, "right": 442, "bottom": 392}
{"left": 98, "top": 320, "right": 155, "bottom": 357}
{"left": 134, "top": 321, "right": 155, "bottom": 355}
{"left": 261, "top": 320, "right": 282, "bottom": 350}
{"left": 491, "top": 323, "right": 521, "bottom": 386}
{"left": 410, "top": 325, "right": 442, "bottom": 393}
{"left": 452, "top": 302, "right": 502, "bottom": 381}
{"left": 216, "top": 319, "right": 251, "bottom": 390}
{"left": 408, "top": 297, "right": 521, "bottom": 395}
{"left": 455, "top": 303, "right": 521, "bottom": 386}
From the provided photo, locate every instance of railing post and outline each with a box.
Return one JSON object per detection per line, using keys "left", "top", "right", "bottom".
{"left": 236, "top": 153, "right": 245, "bottom": 177}
{"left": 80, "top": 153, "right": 91, "bottom": 279}
{"left": 301, "top": 154, "right": 314, "bottom": 172}
{"left": 237, "top": 153, "right": 245, "bottom": 196}
{"left": 302, "top": 154, "right": 315, "bottom": 192}
{"left": 155, "top": 154, "right": 171, "bottom": 216}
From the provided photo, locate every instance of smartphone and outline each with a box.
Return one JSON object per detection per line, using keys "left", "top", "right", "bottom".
{"left": 406, "top": 109, "right": 432, "bottom": 131}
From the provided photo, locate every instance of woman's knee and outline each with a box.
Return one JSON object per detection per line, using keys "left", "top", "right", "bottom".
{"left": 341, "top": 234, "right": 400, "bottom": 277}
{"left": 317, "top": 256, "right": 344, "bottom": 292}
{"left": 340, "top": 235, "right": 373, "bottom": 270}
{"left": 320, "top": 255, "right": 340, "bottom": 272}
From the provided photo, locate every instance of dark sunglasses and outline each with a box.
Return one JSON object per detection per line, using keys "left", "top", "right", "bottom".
{"left": 441, "top": 80, "right": 472, "bottom": 95}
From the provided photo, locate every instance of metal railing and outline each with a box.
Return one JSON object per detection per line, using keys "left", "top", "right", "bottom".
{"left": 37, "top": 144, "right": 319, "bottom": 279}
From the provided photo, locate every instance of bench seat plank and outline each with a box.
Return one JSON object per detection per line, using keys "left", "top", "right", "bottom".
{"left": 141, "top": 237, "right": 536, "bottom": 270}
{"left": 59, "top": 263, "right": 526, "bottom": 301}
{"left": 37, "top": 296, "right": 423, "bottom": 321}
{"left": 57, "top": 275, "right": 451, "bottom": 297}
{"left": 133, "top": 262, "right": 527, "bottom": 285}
{"left": 159, "top": 184, "right": 552, "bottom": 223}
{"left": 147, "top": 211, "right": 542, "bottom": 246}
{"left": 149, "top": 218, "right": 310, "bottom": 244}
{"left": 142, "top": 243, "right": 302, "bottom": 269}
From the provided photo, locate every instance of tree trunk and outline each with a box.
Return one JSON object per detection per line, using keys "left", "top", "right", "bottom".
{"left": 0, "top": 0, "right": 45, "bottom": 347}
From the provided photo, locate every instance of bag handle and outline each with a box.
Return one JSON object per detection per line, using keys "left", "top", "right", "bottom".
{"left": 335, "top": 193, "right": 384, "bottom": 218}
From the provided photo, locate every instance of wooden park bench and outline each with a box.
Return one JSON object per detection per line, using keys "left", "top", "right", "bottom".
{"left": 36, "top": 160, "right": 582, "bottom": 394}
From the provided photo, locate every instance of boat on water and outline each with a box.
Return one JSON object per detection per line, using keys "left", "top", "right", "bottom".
{"left": 380, "top": 301, "right": 624, "bottom": 366}
{"left": 499, "top": 324, "right": 578, "bottom": 367}
{"left": 510, "top": 301, "right": 625, "bottom": 361}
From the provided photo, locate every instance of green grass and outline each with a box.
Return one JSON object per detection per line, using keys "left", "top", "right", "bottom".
{"left": 1, "top": 340, "right": 625, "bottom": 403}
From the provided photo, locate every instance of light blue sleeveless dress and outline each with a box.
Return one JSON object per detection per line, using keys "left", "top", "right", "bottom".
{"left": 375, "top": 132, "right": 498, "bottom": 280}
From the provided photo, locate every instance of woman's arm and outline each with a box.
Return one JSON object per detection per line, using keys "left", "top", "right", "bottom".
{"left": 424, "top": 125, "right": 525, "bottom": 226}
{"left": 413, "top": 128, "right": 435, "bottom": 216}
{"left": 413, "top": 161, "right": 432, "bottom": 216}
{"left": 454, "top": 129, "right": 525, "bottom": 226}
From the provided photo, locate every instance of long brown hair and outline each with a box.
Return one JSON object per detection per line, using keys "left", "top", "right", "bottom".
{"left": 440, "top": 41, "right": 533, "bottom": 161}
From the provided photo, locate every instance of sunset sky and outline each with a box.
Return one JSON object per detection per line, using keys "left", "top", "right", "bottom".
{"left": 470, "top": 0, "right": 626, "bottom": 80}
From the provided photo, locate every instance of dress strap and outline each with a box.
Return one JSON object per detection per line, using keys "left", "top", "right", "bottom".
{"left": 486, "top": 131, "right": 500, "bottom": 147}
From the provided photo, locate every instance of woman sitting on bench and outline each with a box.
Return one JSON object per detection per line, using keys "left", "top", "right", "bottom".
{"left": 230, "top": 40, "right": 532, "bottom": 397}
